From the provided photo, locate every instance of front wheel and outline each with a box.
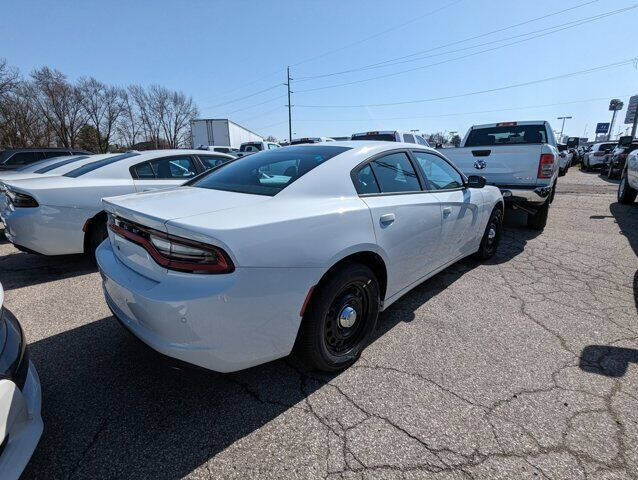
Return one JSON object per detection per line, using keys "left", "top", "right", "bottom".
{"left": 293, "top": 263, "right": 380, "bottom": 372}
{"left": 618, "top": 175, "right": 637, "bottom": 204}
{"left": 475, "top": 207, "right": 503, "bottom": 260}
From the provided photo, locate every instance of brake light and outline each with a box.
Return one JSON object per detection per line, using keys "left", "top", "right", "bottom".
{"left": 6, "top": 189, "right": 38, "bottom": 208}
{"left": 108, "top": 214, "right": 234, "bottom": 274}
{"left": 537, "top": 153, "right": 554, "bottom": 179}
{"left": 496, "top": 122, "right": 517, "bottom": 126}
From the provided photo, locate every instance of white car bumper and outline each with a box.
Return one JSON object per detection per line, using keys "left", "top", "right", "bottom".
{"left": 0, "top": 362, "right": 43, "bottom": 480}
{"left": 96, "top": 240, "right": 321, "bottom": 373}
{"left": 1, "top": 204, "right": 87, "bottom": 255}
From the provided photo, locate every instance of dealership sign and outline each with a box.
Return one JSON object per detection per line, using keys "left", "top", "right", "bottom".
{"left": 624, "top": 95, "right": 638, "bottom": 124}
{"left": 595, "top": 122, "right": 610, "bottom": 134}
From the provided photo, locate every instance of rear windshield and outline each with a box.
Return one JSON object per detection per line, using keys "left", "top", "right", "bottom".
{"left": 240, "top": 143, "right": 263, "bottom": 152}
{"left": 63, "top": 152, "right": 140, "bottom": 178}
{"left": 34, "top": 155, "right": 90, "bottom": 173}
{"left": 351, "top": 133, "right": 396, "bottom": 142}
{"left": 188, "top": 145, "right": 350, "bottom": 196}
{"left": 464, "top": 125, "right": 548, "bottom": 147}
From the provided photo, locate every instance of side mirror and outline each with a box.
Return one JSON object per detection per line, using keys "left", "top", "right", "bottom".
{"left": 466, "top": 175, "right": 486, "bottom": 188}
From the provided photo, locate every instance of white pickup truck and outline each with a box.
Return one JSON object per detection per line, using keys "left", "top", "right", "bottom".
{"left": 444, "top": 121, "right": 559, "bottom": 230}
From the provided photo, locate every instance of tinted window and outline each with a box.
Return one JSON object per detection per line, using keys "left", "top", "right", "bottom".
{"left": 267, "top": 143, "right": 279, "bottom": 149}
{"left": 198, "top": 155, "right": 232, "bottom": 170}
{"left": 352, "top": 133, "right": 397, "bottom": 142}
{"left": 464, "top": 124, "right": 548, "bottom": 147}
{"left": 35, "top": 155, "right": 90, "bottom": 173}
{"left": 416, "top": 136, "right": 429, "bottom": 146}
{"left": 133, "top": 162, "right": 155, "bottom": 179}
{"left": 240, "top": 143, "right": 263, "bottom": 152}
{"left": 213, "top": 147, "right": 230, "bottom": 153}
{"left": 4, "top": 152, "right": 43, "bottom": 165}
{"left": 403, "top": 134, "right": 415, "bottom": 144}
{"left": 149, "top": 156, "right": 197, "bottom": 179}
{"left": 189, "top": 145, "right": 350, "bottom": 196}
{"left": 64, "top": 152, "right": 140, "bottom": 177}
{"left": 598, "top": 144, "right": 616, "bottom": 153}
{"left": 369, "top": 152, "right": 421, "bottom": 193}
{"left": 353, "top": 164, "right": 380, "bottom": 194}
{"left": 41, "top": 151, "right": 70, "bottom": 159}
{"left": 413, "top": 152, "right": 463, "bottom": 190}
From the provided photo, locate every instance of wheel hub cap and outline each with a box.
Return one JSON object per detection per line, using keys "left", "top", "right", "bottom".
{"left": 488, "top": 227, "right": 496, "bottom": 240}
{"left": 338, "top": 306, "right": 357, "bottom": 328}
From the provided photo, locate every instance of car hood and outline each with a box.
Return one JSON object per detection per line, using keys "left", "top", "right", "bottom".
{"left": 102, "top": 186, "right": 269, "bottom": 229}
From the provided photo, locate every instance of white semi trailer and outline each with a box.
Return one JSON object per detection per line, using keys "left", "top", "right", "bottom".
{"left": 191, "top": 119, "right": 263, "bottom": 149}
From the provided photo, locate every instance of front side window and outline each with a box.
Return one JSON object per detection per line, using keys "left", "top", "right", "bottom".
{"left": 413, "top": 152, "right": 464, "bottom": 190}
{"left": 368, "top": 152, "right": 421, "bottom": 193}
{"left": 4, "top": 152, "right": 43, "bottom": 165}
{"left": 189, "top": 145, "right": 350, "bottom": 196}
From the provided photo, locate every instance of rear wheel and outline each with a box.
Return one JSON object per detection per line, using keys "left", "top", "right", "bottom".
{"left": 618, "top": 174, "right": 637, "bottom": 204}
{"left": 527, "top": 201, "right": 549, "bottom": 231}
{"left": 294, "top": 263, "right": 380, "bottom": 372}
{"left": 87, "top": 219, "right": 108, "bottom": 261}
{"left": 475, "top": 207, "right": 503, "bottom": 260}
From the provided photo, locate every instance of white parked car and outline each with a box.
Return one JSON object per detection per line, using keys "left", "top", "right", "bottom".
{"left": 1, "top": 150, "right": 235, "bottom": 256}
{"left": 0, "top": 154, "right": 93, "bottom": 182}
{"left": 582, "top": 142, "right": 616, "bottom": 171}
{"left": 351, "top": 130, "right": 430, "bottom": 147}
{"left": 618, "top": 149, "right": 638, "bottom": 204}
{"left": 0, "top": 282, "right": 42, "bottom": 480}
{"left": 197, "top": 145, "right": 239, "bottom": 156}
{"left": 97, "top": 142, "right": 503, "bottom": 373}
{"left": 236, "top": 141, "right": 281, "bottom": 157}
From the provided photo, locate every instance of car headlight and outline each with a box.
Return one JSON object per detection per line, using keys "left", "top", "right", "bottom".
{"left": 6, "top": 189, "right": 38, "bottom": 208}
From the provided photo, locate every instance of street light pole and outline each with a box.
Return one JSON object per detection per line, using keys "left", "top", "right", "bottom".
{"left": 557, "top": 116, "right": 572, "bottom": 143}
{"left": 286, "top": 66, "right": 292, "bottom": 143}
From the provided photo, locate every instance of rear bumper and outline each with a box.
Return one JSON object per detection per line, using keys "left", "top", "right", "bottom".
{"left": 96, "top": 240, "right": 321, "bottom": 372}
{"left": 498, "top": 185, "right": 552, "bottom": 205}
{"left": 0, "top": 362, "right": 43, "bottom": 480}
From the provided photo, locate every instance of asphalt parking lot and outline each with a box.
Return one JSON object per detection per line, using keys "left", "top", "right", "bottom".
{"left": 3, "top": 168, "right": 637, "bottom": 480}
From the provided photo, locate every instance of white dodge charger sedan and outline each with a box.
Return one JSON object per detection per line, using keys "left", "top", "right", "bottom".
{"left": 0, "top": 282, "right": 42, "bottom": 479}
{"left": 97, "top": 143, "right": 504, "bottom": 372}
{"left": 1, "top": 149, "right": 234, "bottom": 256}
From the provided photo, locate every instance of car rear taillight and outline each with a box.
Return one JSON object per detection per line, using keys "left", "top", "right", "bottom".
{"left": 108, "top": 214, "right": 234, "bottom": 274}
{"left": 593, "top": 152, "right": 605, "bottom": 157}
{"left": 6, "top": 189, "right": 38, "bottom": 208}
{"left": 537, "top": 153, "right": 555, "bottom": 179}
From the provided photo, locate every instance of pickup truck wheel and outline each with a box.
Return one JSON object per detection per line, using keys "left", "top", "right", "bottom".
{"left": 527, "top": 201, "right": 549, "bottom": 231}
{"left": 558, "top": 167, "right": 565, "bottom": 177}
{"left": 293, "top": 263, "right": 380, "bottom": 372}
{"left": 618, "top": 175, "right": 637, "bottom": 204}
{"left": 475, "top": 208, "right": 502, "bottom": 260}
{"left": 549, "top": 182, "right": 557, "bottom": 204}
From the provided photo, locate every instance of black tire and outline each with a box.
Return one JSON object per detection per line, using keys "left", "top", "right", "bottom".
{"left": 606, "top": 163, "right": 614, "bottom": 178}
{"left": 475, "top": 207, "right": 503, "bottom": 260}
{"left": 618, "top": 174, "right": 637, "bottom": 204}
{"left": 293, "top": 262, "right": 380, "bottom": 372}
{"left": 527, "top": 201, "right": 549, "bottom": 231}
{"left": 87, "top": 219, "right": 108, "bottom": 261}
{"left": 549, "top": 181, "right": 557, "bottom": 204}
{"left": 558, "top": 167, "right": 565, "bottom": 177}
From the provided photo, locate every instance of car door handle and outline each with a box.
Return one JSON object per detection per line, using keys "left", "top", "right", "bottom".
{"left": 442, "top": 207, "right": 452, "bottom": 217}
{"left": 379, "top": 213, "right": 395, "bottom": 226}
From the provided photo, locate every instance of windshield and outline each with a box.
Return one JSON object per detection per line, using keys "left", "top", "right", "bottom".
{"left": 352, "top": 133, "right": 396, "bottom": 142}
{"left": 598, "top": 143, "right": 616, "bottom": 153}
{"left": 188, "top": 145, "right": 350, "bottom": 196}
{"left": 464, "top": 124, "right": 548, "bottom": 147}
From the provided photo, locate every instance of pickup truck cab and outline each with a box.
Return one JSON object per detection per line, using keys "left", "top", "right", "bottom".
{"left": 236, "top": 141, "right": 280, "bottom": 157}
{"left": 444, "top": 121, "right": 559, "bottom": 230}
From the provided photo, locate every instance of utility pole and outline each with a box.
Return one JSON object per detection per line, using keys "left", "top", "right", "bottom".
{"left": 631, "top": 105, "right": 638, "bottom": 139}
{"left": 557, "top": 116, "right": 572, "bottom": 143}
{"left": 286, "top": 66, "right": 292, "bottom": 143}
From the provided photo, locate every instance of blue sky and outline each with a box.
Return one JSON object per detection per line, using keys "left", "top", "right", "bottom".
{"left": 2, "top": 0, "right": 637, "bottom": 141}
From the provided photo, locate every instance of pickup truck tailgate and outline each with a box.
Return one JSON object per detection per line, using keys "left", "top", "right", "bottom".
{"left": 448, "top": 145, "right": 542, "bottom": 186}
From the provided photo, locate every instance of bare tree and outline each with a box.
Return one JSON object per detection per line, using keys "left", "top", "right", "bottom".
{"left": 29, "top": 67, "right": 86, "bottom": 148}
{"left": 0, "top": 58, "right": 19, "bottom": 98}
{"left": 78, "top": 77, "right": 124, "bottom": 152}
{"left": 115, "top": 89, "right": 142, "bottom": 148}
{"left": 129, "top": 84, "right": 162, "bottom": 148}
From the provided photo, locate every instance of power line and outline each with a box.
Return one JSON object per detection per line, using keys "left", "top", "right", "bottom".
{"left": 290, "top": 0, "right": 464, "bottom": 67}
{"left": 203, "top": 83, "right": 283, "bottom": 109}
{"left": 294, "top": 0, "right": 600, "bottom": 81}
{"left": 294, "top": 58, "right": 637, "bottom": 108}
{"left": 236, "top": 106, "right": 284, "bottom": 124}
{"left": 293, "top": 94, "right": 634, "bottom": 122}
{"left": 295, "top": 5, "right": 636, "bottom": 93}
{"left": 224, "top": 94, "right": 287, "bottom": 115}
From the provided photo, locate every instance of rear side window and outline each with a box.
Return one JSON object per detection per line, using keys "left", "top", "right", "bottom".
{"left": 150, "top": 156, "right": 197, "bottom": 179}
{"left": 132, "top": 162, "right": 155, "bottom": 179}
{"left": 353, "top": 164, "right": 380, "bottom": 194}
{"left": 416, "top": 136, "right": 429, "bottom": 146}
{"left": 198, "top": 155, "right": 232, "bottom": 170}
{"left": 368, "top": 152, "right": 421, "bottom": 193}
{"left": 64, "top": 152, "right": 140, "bottom": 177}
{"left": 189, "top": 145, "right": 350, "bottom": 196}
{"left": 464, "top": 124, "right": 548, "bottom": 147}
{"left": 35, "top": 155, "right": 90, "bottom": 173}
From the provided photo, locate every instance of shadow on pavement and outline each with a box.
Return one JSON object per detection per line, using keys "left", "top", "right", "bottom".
{"left": 579, "top": 345, "right": 638, "bottom": 378}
